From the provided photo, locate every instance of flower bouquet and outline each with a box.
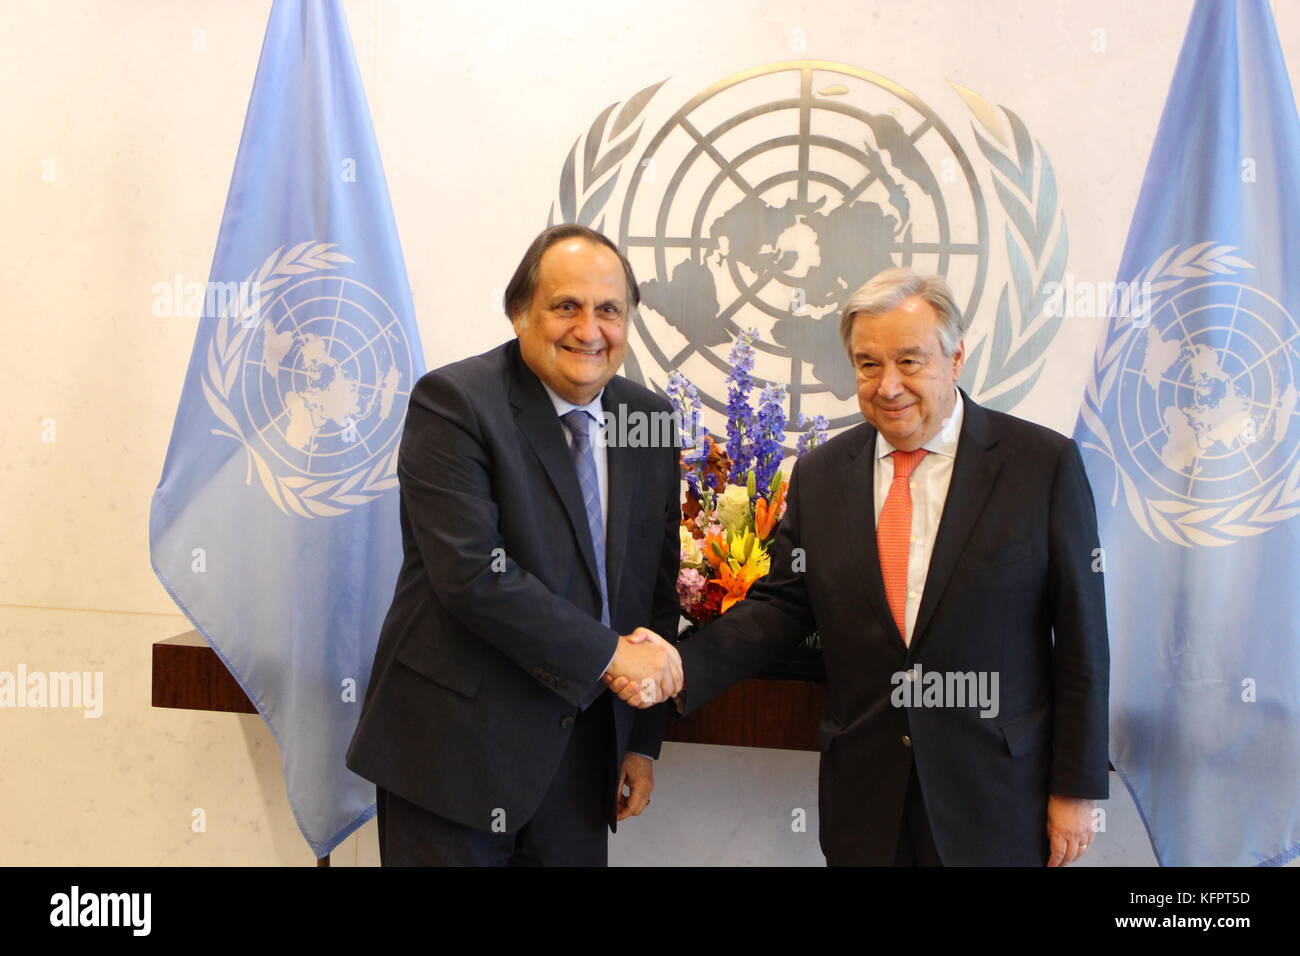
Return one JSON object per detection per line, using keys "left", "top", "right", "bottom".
{"left": 667, "top": 329, "right": 828, "bottom": 631}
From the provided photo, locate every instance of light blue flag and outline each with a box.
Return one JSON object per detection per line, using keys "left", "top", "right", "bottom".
{"left": 1076, "top": 0, "right": 1300, "bottom": 866}
{"left": 150, "top": 0, "right": 423, "bottom": 857}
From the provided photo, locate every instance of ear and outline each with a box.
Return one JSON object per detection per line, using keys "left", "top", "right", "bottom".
{"left": 950, "top": 339, "right": 966, "bottom": 381}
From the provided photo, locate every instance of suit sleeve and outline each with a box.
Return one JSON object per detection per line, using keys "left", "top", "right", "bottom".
{"left": 677, "top": 456, "right": 818, "bottom": 715}
{"left": 1046, "top": 439, "right": 1111, "bottom": 798}
{"left": 396, "top": 370, "right": 618, "bottom": 709}
{"left": 627, "top": 412, "right": 686, "bottom": 758}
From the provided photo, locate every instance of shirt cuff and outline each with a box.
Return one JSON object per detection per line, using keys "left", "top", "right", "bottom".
{"left": 598, "top": 644, "right": 617, "bottom": 682}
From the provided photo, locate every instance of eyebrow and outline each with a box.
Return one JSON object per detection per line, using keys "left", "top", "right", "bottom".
{"left": 547, "top": 294, "right": 625, "bottom": 309}
{"left": 854, "top": 345, "right": 928, "bottom": 361}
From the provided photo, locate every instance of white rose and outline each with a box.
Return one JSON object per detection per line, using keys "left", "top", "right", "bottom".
{"left": 680, "top": 525, "right": 704, "bottom": 567}
{"left": 716, "top": 484, "right": 752, "bottom": 536}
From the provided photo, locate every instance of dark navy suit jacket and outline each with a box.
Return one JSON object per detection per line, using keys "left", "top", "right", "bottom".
{"left": 679, "top": 392, "right": 1110, "bottom": 865}
{"left": 348, "top": 338, "right": 681, "bottom": 833}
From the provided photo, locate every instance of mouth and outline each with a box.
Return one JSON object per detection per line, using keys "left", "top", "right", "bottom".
{"left": 562, "top": 345, "right": 606, "bottom": 358}
{"left": 878, "top": 403, "right": 914, "bottom": 415}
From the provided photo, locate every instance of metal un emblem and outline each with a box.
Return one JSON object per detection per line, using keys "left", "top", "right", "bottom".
{"left": 1080, "top": 243, "right": 1300, "bottom": 547}
{"left": 201, "top": 242, "right": 412, "bottom": 517}
{"left": 548, "top": 60, "right": 1069, "bottom": 445}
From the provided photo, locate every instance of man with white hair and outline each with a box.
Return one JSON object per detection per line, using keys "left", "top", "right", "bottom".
{"left": 611, "top": 266, "right": 1110, "bottom": 866}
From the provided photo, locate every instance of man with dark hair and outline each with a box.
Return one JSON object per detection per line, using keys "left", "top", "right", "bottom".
{"left": 348, "top": 225, "right": 683, "bottom": 865}
{"left": 503, "top": 223, "right": 641, "bottom": 322}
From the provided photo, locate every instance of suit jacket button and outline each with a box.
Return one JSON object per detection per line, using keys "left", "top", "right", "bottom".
{"left": 901, "top": 735, "right": 912, "bottom": 747}
{"left": 560, "top": 716, "right": 575, "bottom": 729}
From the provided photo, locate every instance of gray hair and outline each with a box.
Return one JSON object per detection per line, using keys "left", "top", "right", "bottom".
{"left": 839, "top": 267, "right": 966, "bottom": 357}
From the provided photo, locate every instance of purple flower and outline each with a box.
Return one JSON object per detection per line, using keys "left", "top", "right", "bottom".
{"left": 666, "top": 371, "right": 704, "bottom": 449}
{"left": 753, "top": 383, "right": 788, "bottom": 494}
{"left": 796, "top": 412, "right": 830, "bottom": 457}
{"left": 725, "top": 329, "right": 759, "bottom": 484}
{"left": 667, "top": 370, "right": 711, "bottom": 497}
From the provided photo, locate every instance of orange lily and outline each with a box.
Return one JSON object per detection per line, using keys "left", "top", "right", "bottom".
{"left": 703, "top": 529, "right": 729, "bottom": 571}
{"left": 754, "top": 480, "right": 788, "bottom": 541}
{"left": 710, "top": 559, "right": 765, "bottom": 614}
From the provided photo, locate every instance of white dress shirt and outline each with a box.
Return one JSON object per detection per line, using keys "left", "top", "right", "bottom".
{"left": 873, "top": 389, "right": 964, "bottom": 644}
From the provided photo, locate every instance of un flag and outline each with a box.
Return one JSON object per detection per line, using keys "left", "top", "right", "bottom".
{"left": 149, "top": 0, "right": 425, "bottom": 857}
{"left": 1076, "top": 0, "right": 1300, "bottom": 865}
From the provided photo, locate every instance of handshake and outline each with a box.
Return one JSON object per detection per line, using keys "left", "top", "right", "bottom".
{"left": 602, "top": 628, "right": 683, "bottom": 708}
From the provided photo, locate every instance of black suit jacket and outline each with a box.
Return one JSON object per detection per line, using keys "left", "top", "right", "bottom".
{"left": 347, "top": 339, "right": 681, "bottom": 834}
{"left": 678, "top": 391, "right": 1109, "bottom": 865}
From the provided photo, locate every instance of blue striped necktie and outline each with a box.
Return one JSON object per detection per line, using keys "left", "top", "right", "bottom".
{"left": 561, "top": 409, "right": 609, "bottom": 627}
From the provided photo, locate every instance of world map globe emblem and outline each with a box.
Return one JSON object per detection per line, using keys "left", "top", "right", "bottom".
{"left": 240, "top": 275, "right": 411, "bottom": 479}
{"left": 1118, "top": 281, "right": 1300, "bottom": 504}
{"left": 617, "top": 60, "right": 990, "bottom": 434}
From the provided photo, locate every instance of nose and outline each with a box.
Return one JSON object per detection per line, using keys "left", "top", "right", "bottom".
{"left": 877, "top": 362, "right": 904, "bottom": 398}
{"left": 571, "top": 306, "right": 604, "bottom": 343}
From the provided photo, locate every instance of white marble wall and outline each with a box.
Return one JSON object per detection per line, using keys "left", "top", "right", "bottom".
{"left": 2, "top": 0, "right": 1296, "bottom": 866}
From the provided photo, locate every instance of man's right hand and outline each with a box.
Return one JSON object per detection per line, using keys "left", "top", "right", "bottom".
{"left": 603, "top": 628, "right": 682, "bottom": 707}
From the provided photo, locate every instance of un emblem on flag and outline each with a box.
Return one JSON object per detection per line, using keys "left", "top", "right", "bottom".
{"left": 1081, "top": 243, "right": 1300, "bottom": 547}
{"left": 201, "top": 242, "right": 413, "bottom": 517}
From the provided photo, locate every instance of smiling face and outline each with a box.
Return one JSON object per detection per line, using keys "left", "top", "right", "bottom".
{"left": 849, "top": 295, "right": 964, "bottom": 451}
{"left": 512, "top": 238, "right": 630, "bottom": 405}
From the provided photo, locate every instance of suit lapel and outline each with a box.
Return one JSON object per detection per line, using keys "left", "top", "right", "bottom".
{"left": 840, "top": 425, "right": 902, "bottom": 649}
{"left": 506, "top": 343, "right": 602, "bottom": 596}
{"left": 910, "top": 391, "right": 1004, "bottom": 652}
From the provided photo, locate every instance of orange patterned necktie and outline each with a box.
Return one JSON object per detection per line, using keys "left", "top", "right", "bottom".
{"left": 878, "top": 448, "right": 928, "bottom": 644}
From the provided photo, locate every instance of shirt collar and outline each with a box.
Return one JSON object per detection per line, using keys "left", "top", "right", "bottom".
{"left": 540, "top": 381, "right": 605, "bottom": 423}
{"left": 875, "top": 388, "right": 964, "bottom": 461}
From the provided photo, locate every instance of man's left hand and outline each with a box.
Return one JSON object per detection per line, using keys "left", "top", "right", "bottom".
{"left": 1046, "top": 794, "right": 1096, "bottom": 866}
{"left": 616, "top": 753, "right": 654, "bottom": 821}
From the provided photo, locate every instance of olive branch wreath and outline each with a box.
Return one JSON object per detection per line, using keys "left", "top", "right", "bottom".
{"left": 958, "top": 86, "right": 1069, "bottom": 413}
{"left": 547, "top": 79, "right": 666, "bottom": 233}
{"left": 1077, "top": 242, "right": 1300, "bottom": 547}
{"left": 201, "top": 241, "right": 400, "bottom": 518}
